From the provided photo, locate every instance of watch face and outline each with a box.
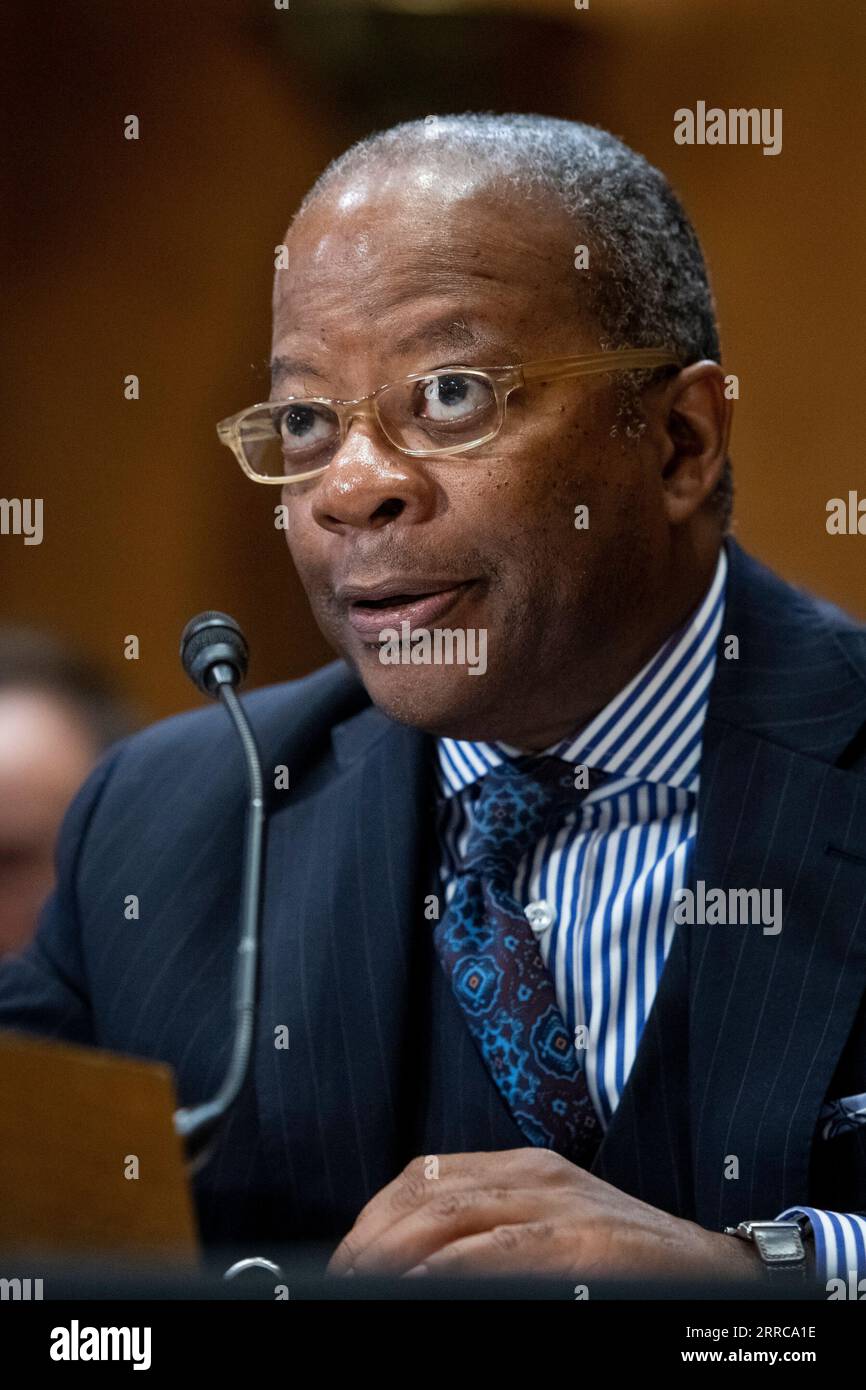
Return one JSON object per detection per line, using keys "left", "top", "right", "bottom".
{"left": 752, "top": 1225, "right": 805, "bottom": 1264}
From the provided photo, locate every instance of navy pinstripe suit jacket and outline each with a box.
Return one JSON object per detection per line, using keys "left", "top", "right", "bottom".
{"left": 1, "top": 538, "right": 865, "bottom": 1250}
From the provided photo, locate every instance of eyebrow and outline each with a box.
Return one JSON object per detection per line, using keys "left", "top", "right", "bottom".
{"left": 269, "top": 317, "right": 486, "bottom": 388}
{"left": 391, "top": 316, "right": 480, "bottom": 357}
{"left": 269, "top": 355, "right": 325, "bottom": 386}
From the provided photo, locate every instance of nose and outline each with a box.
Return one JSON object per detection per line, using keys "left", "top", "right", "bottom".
{"left": 310, "top": 420, "right": 438, "bottom": 533}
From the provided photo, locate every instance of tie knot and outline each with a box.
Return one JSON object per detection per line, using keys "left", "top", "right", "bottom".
{"left": 463, "top": 755, "right": 597, "bottom": 882}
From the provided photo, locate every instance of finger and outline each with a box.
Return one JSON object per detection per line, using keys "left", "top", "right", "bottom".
{"left": 329, "top": 1169, "right": 520, "bottom": 1276}
{"left": 345, "top": 1185, "right": 562, "bottom": 1277}
{"left": 417, "top": 1220, "right": 573, "bottom": 1277}
{"left": 328, "top": 1149, "right": 561, "bottom": 1274}
{"left": 348, "top": 1184, "right": 586, "bottom": 1278}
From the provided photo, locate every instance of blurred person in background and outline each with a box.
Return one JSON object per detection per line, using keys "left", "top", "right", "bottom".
{"left": 0, "top": 628, "right": 136, "bottom": 956}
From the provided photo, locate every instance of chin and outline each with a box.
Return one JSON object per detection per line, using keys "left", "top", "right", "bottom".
{"left": 358, "top": 659, "right": 502, "bottom": 740}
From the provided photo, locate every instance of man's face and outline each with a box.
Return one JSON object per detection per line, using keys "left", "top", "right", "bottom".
{"left": 272, "top": 162, "right": 673, "bottom": 745}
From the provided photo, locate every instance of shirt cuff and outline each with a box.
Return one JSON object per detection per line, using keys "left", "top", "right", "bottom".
{"left": 776, "top": 1206, "right": 866, "bottom": 1282}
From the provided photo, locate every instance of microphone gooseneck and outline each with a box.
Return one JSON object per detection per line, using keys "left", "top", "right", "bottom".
{"left": 174, "top": 612, "right": 265, "bottom": 1168}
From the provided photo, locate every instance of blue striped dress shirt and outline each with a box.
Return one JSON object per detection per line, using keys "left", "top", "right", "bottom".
{"left": 436, "top": 546, "right": 866, "bottom": 1284}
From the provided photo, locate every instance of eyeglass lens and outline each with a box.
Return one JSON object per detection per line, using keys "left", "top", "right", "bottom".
{"left": 240, "top": 370, "right": 501, "bottom": 478}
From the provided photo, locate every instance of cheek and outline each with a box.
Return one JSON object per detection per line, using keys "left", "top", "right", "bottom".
{"left": 279, "top": 508, "right": 326, "bottom": 598}
{"left": 480, "top": 422, "right": 647, "bottom": 605}
{"left": 280, "top": 489, "right": 315, "bottom": 557}
{"left": 471, "top": 418, "right": 596, "bottom": 541}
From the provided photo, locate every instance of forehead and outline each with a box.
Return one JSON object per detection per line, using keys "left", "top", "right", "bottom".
{"left": 272, "top": 165, "right": 583, "bottom": 362}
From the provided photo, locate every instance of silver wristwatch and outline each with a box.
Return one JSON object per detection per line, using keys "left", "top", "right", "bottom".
{"left": 723, "top": 1219, "right": 810, "bottom": 1281}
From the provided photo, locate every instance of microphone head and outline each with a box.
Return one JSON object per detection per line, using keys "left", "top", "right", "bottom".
{"left": 180, "top": 611, "right": 249, "bottom": 697}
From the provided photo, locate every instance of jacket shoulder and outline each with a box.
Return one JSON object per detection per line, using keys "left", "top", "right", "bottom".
{"left": 114, "top": 658, "right": 369, "bottom": 774}
{"left": 718, "top": 540, "right": 866, "bottom": 763}
{"left": 728, "top": 537, "right": 866, "bottom": 657}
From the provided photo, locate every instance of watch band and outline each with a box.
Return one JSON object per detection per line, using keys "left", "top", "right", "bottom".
{"left": 723, "top": 1219, "right": 810, "bottom": 1282}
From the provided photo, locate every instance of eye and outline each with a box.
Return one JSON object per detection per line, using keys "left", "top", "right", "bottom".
{"left": 416, "top": 373, "right": 491, "bottom": 424}
{"left": 274, "top": 402, "right": 336, "bottom": 453}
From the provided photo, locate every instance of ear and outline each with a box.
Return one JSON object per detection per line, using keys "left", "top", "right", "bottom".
{"left": 654, "top": 361, "right": 733, "bottom": 524}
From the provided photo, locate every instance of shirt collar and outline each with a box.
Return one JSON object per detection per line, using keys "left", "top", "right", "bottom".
{"left": 437, "top": 546, "right": 728, "bottom": 799}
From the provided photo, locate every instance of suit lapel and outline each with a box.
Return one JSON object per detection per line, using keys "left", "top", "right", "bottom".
{"left": 253, "top": 705, "right": 435, "bottom": 1239}
{"left": 595, "top": 540, "right": 866, "bottom": 1223}
{"left": 689, "top": 717, "right": 866, "bottom": 1228}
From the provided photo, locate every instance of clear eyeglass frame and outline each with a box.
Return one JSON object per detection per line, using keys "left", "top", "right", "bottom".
{"left": 216, "top": 348, "right": 682, "bottom": 485}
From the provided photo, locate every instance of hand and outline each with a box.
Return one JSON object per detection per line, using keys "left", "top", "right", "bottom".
{"left": 327, "top": 1148, "right": 766, "bottom": 1281}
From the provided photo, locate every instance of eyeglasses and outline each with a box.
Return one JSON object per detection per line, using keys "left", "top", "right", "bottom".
{"left": 216, "top": 348, "right": 681, "bottom": 485}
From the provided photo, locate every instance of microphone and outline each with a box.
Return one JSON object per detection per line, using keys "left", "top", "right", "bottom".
{"left": 180, "top": 611, "right": 249, "bottom": 696}
{"left": 174, "top": 612, "right": 265, "bottom": 1167}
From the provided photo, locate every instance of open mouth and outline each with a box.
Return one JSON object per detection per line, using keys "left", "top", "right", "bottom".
{"left": 353, "top": 591, "right": 434, "bottom": 609}
{"left": 346, "top": 581, "right": 476, "bottom": 640}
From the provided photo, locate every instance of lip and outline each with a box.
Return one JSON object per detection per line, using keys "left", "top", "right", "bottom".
{"left": 344, "top": 579, "right": 477, "bottom": 640}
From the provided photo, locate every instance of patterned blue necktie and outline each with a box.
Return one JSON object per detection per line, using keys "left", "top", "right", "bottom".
{"left": 434, "top": 755, "right": 603, "bottom": 1166}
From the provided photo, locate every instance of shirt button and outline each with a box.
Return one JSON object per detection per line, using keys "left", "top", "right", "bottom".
{"left": 525, "top": 900, "right": 556, "bottom": 934}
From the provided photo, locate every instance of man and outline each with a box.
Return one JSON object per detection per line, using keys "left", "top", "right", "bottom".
{"left": 1, "top": 114, "right": 864, "bottom": 1285}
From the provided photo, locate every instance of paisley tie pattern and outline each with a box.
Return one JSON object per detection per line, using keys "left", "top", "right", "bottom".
{"left": 434, "top": 755, "right": 604, "bottom": 1166}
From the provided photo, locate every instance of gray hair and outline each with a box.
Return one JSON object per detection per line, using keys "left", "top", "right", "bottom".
{"left": 298, "top": 112, "right": 733, "bottom": 528}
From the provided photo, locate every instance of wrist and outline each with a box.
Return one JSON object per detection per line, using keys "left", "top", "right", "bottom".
{"left": 723, "top": 1219, "right": 811, "bottom": 1285}
{"left": 718, "top": 1229, "right": 766, "bottom": 1282}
